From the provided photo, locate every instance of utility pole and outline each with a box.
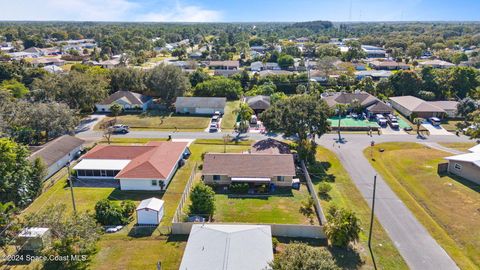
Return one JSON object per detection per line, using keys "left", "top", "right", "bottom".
{"left": 368, "top": 175, "right": 378, "bottom": 270}
{"left": 66, "top": 162, "right": 77, "bottom": 215}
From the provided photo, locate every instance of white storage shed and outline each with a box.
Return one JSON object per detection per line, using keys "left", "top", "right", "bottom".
{"left": 136, "top": 198, "right": 164, "bottom": 225}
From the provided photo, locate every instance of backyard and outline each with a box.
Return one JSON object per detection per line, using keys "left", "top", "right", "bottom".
{"left": 311, "top": 146, "right": 408, "bottom": 269}
{"left": 366, "top": 142, "right": 480, "bottom": 270}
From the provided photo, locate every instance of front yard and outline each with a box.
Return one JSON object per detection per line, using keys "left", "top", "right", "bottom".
{"left": 366, "top": 142, "right": 480, "bottom": 270}
{"left": 96, "top": 111, "right": 211, "bottom": 131}
{"left": 438, "top": 142, "right": 476, "bottom": 152}
{"left": 311, "top": 146, "right": 408, "bottom": 269}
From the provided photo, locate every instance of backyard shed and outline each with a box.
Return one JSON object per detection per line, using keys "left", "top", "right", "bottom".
{"left": 136, "top": 197, "right": 164, "bottom": 225}
{"left": 17, "top": 227, "right": 51, "bottom": 251}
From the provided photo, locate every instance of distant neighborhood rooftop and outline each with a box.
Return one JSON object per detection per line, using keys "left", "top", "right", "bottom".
{"left": 97, "top": 91, "right": 152, "bottom": 105}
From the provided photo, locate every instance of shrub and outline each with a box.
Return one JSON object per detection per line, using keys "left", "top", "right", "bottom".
{"left": 95, "top": 199, "right": 136, "bottom": 225}
{"left": 269, "top": 242, "right": 339, "bottom": 270}
{"left": 272, "top": 237, "right": 279, "bottom": 253}
{"left": 189, "top": 182, "right": 215, "bottom": 217}
{"left": 229, "top": 183, "right": 249, "bottom": 194}
{"left": 318, "top": 182, "right": 332, "bottom": 196}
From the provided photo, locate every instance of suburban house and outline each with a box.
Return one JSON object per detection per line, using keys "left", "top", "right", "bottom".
{"left": 136, "top": 197, "right": 164, "bottom": 225}
{"left": 322, "top": 91, "right": 393, "bottom": 116}
{"left": 97, "top": 57, "right": 121, "bottom": 69}
{"left": 369, "top": 60, "right": 410, "bottom": 70}
{"left": 362, "top": 45, "right": 387, "bottom": 58}
{"left": 202, "top": 153, "right": 296, "bottom": 188}
{"left": 73, "top": 141, "right": 190, "bottom": 190}
{"left": 427, "top": 101, "right": 459, "bottom": 118}
{"left": 95, "top": 91, "right": 153, "bottom": 112}
{"left": 389, "top": 96, "right": 447, "bottom": 119}
{"left": 419, "top": 59, "right": 455, "bottom": 69}
{"left": 444, "top": 144, "right": 480, "bottom": 185}
{"left": 175, "top": 97, "right": 226, "bottom": 114}
{"left": 179, "top": 224, "right": 274, "bottom": 270}
{"left": 30, "top": 57, "right": 65, "bottom": 67}
{"left": 245, "top": 95, "right": 271, "bottom": 114}
{"left": 207, "top": 60, "right": 239, "bottom": 70}
{"left": 29, "top": 135, "right": 85, "bottom": 180}
{"left": 258, "top": 70, "right": 293, "bottom": 77}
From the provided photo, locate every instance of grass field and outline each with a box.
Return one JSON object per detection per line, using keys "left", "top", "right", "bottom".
{"left": 311, "top": 146, "right": 408, "bottom": 269}
{"left": 213, "top": 185, "right": 316, "bottom": 225}
{"left": 96, "top": 112, "right": 211, "bottom": 131}
{"left": 438, "top": 142, "right": 477, "bottom": 152}
{"left": 366, "top": 142, "right": 480, "bottom": 269}
{"left": 220, "top": 100, "right": 240, "bottom": 130}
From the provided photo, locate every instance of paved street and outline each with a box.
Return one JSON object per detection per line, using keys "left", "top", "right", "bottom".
{"left": 76, "top": 127, "right": 473, "bottom": 269}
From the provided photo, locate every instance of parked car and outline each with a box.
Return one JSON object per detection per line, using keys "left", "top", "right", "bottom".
{"left": 428, "top": 117, "right": 441, "bottom": 126}
{"left": 214, "top": 111, "right": 222, "bottom": 117}
{"left": 211, "top": 115, "right": 220, "bottom": 123}
{"left": 209, "top": 123, "right": 218, "bottom": 132}
{"left": 250, "top": 115, "right": 258, "bottom": 125}
{"left": 387, "top": 114, "right": 399, "bottom": 129}
{"left": 105, "top": 225, "right": 123, "bottom": 233}
{"left": 376, "top": 114, "right": 387, "bottom": 127}
{"left": 109, "top": 124, "right": 129, "bottom": 134}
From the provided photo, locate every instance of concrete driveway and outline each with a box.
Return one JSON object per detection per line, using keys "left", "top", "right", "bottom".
{"left": 422, "top": 123, "right": 453, "bottom": 136}
{"left": 75, "top": 114, "right": 106, "bottom": 133}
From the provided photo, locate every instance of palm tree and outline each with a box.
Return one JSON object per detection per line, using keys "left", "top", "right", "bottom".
{"left": 413, "top": 117, "right": 424, "bottom": 136}
{"left": 335, "top": 103, "right": 350, "bottom": 142}
{"left": 234, "top": 102, "right": 254, "bottom": 133}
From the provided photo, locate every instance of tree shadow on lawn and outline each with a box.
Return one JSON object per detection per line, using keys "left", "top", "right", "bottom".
{"left": 328, "top": 245, "right": 363, "bottom": 270}
{"left": 308, "top": 161, "right": 336, "bottom": 184}
{"left": 108, "top": 189, "right": 165, "bottom": 202}
{"left": 439, "top": 173, "right": 480, "bottom": 194}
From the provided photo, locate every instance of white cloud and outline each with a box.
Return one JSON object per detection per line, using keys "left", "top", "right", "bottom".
{"left": 137, "top": 2, "right": 223, "bottom": 22}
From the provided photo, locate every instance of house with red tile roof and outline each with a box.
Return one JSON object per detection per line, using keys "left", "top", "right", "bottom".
{"left": 73, "top": 141, "right": 189, "bottom": 190}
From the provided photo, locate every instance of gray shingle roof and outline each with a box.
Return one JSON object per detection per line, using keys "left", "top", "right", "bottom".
{"left": 29, "top": 135, "right": 84, "bottom": 167}
{"left": 389, "top": 96, "right": 446, "bottom": 113}
{"left": 175, "top": 97, "right": 226, "bottom": 108}
{"left": 203, "top": 153, "right": 295, "bottom": 178}
{"left": 245, "top": 95, "right": 271, "bottom": 110}
{"left": 98, "top": 91, "right": 152, "bottom": 105}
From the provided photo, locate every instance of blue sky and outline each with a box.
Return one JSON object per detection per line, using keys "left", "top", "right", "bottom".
{"left": 0, "top": 0, "right": 479, "bottom": 22}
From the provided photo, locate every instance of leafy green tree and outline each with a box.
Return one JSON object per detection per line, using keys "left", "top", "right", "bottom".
{"left": 324, "top": 205, "right": 361, "bottom": 247}
{"left": 318, "top": 182, "right": 332, "bottom": 197}
{"left": 94, "top": 199, "right": 135, "bottom": 225}
{"left": 316, "top": 44, "right": 341, "bottom": 58}
{"left": 0, "top": 79, "right": 29, "bottom": 98}
{"left": 0, "top": 201, "right": 17, "bottom": 251}
{"left": 446, "top": 67, "right": 479, "bottom": 99}
{"left": 189, "top": 69, "right": 210, "bottom": 87}
{"left": 193, "top": 77, "right": 242, "bottom": 100}
{"left": 0, "top": 138, "right": 45, "bottom": 206}
{"left": 269, "top": 242, "right": 339, "bottom": 270}
{"left": 189, "top": 182, "right": 215, "bottom": 217}
{"left": 342, "top": 40, "right": 366, "bottom": 61}
{"left": 466, "top": 110, "right": 480, "bottom": 139}
{"left": 389, "top": 70, "right": 422, "bottom": 96}
{"left": 109, "top": 67, "right": 146, "bottom": 93}
{"left": 277, "top": 54, "right": 294, "bottom": 70}
{"left": 25, "top": 204, "right": 101, "bottom": 270}
{"left": 145, "top": 64, "right": 190, "bottom": 105}
{"left": 457, "top": 97, "right": 478, "bottom": 119}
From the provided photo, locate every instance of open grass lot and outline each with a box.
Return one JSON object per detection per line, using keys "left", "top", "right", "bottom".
{"left": 96, "top": 112, "right": 211, "bottom": 131}
{"left": 220, "top": 100, "right": 240, "bottom": 130}
{"left": 311, "top": 146, "right": 408, "bottom": 269}
{"left": 213, "top": 185, "right": 316, "bottom": 225}
{"left": 438, "top": 142, "right": 477, "bottom": 152}
{"left": 366, "top": 142, "right": 480, "bottom": 269}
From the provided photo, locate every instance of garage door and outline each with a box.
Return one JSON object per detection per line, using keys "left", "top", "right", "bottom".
{"left": 195, "top": 108, "right": 214, "bottom": 114}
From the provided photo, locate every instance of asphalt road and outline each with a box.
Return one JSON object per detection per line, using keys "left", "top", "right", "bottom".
{"left": 77, "top": 128, "right": 473, "bottom": 269}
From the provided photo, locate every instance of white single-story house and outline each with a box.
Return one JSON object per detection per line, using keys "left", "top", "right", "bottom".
{"left": 427, "top": 101, "right": 459, "bottom": 118}
{"left": 179, "top": 224, "right": 274, "bottom": 270}
{"left": 136, "top": 198, "right": 164, "bottom": 225}
{"left": 29, "top": 135, "right": 85, "bottom": 180}
{"left": 419, "top": 59, "right": 455, "bottom": 69}
{"left": 202, "top": 153, "right": 296, "bottom": 188}
{"left": 95, "top": 91, "right": 153, "bottom": 112}
{"left": 175, "top": 97, "right": 226, "bottom": 114}
{"left": 73, "top": 141, "right": 189, "bottom": 190}
{"left": 17, "top": 227, "right": 51, "bottom": 251}
{"left": 444, "top": 144, "right": 480, "bottom": 185}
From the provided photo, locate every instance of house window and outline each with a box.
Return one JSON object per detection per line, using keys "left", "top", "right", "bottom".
{"left": 454, "top": 163, "right": 462, "bottom": 171}
{"left": 277, "top": 176, "right": 285, "bottom": 182}
{"left": 213, "top": 175, "right": 221, "bottom": 181}
{"left": 151, "top": 180, "right": 158, "bottom": 186}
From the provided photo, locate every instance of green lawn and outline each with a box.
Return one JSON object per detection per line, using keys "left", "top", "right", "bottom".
{"left": 441, "top": 120, "right": 463, "bottom": 132}
{"left": 96, "top": 112, "right": 211, "bottom": 131}
{"left": 311, "top": 146, "right": 408, "bottom": 269}
{"left": 221, "top": 100, "right": 240, "bottom": 130}
{"left": 366, "top": 142, "right": 480, "bottom": 270}
{"left": 213, "top": 185, "right": 316, "bottom": 225}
